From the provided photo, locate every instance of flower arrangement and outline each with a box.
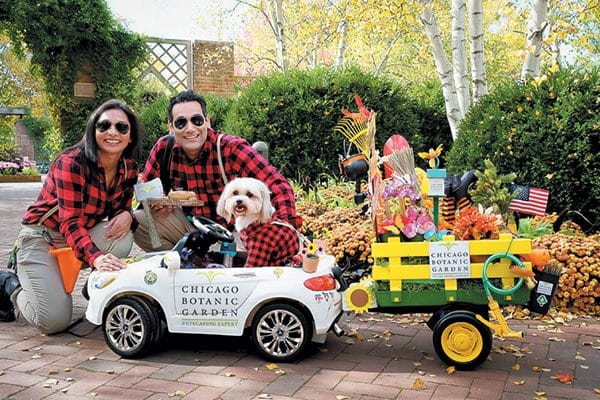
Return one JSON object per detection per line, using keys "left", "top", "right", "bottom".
{"left": 0, "top": 158, "right": 38, "bottom": 176}
{"left": 451, "top": 205, "right": 503, "bottom": 240}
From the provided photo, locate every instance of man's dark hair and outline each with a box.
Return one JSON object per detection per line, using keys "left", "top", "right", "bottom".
{"left": 168, "top": 90, "right": 207, "bottom": 121}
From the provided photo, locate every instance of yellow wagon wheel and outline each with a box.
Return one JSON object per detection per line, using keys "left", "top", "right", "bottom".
{"left": 432, "top": 311, "right": 492, "bottom": 370}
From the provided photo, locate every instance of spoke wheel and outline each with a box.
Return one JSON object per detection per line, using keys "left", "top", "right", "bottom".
{"left": 433, "top": 311, "right": 492, "bottom": 370}
{"left": 251, "top": 303, "right": 311, "bottom": 362}
{"left": 102, "top": 297, "right": 156, "bottom": 359}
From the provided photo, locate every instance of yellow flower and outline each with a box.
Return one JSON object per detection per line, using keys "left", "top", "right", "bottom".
{"left": 417, "top": 144, "right": 443, "bottom": 168}
{"left": 307, "top": 242, "right": 318, "bottom": 254}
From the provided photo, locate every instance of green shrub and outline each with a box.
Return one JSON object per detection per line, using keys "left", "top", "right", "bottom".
{"left": 223, "top": 65, "right": 450, "bottom": 180}
{"left": 139, "top": 94, "right": 170, "bottom": 164}
{"left": 446, "top": 67, "right": 600, "bottom": 223}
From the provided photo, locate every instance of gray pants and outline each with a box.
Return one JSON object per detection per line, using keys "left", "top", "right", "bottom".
{"left": 13, "top": 223, "right": 133, "bottom": 334}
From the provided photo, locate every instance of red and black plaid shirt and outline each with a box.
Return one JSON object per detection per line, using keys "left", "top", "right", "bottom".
{"left": 240, "top": 220, "right": 300, "bottom": 267}
{"left": 141, "top": 129, "right": 301, "bottom": 227}
{"left": 22, "top": 148, "right": 139, "bottom": 266}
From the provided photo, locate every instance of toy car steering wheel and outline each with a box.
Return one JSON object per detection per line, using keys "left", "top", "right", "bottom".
{"left": 192, "top": 216, "right": 234, "bottom": 243}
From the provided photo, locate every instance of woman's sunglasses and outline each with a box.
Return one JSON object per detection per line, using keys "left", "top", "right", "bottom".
{"left": 96, "top": 120, "right": 130, "bottom": 134}
{"left": 173, "top": 114, "right": 205, "bottom": 130}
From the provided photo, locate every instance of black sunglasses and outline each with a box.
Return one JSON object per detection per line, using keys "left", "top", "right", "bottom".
{"left": 173, "top": 114, "right": 205, "bottom": 130}
{"left": 96, "top": 120, "right": 130, "bottom": 134}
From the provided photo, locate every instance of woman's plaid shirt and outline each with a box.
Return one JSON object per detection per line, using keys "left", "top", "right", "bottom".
{"left": 22, "top": 149, "right": 139, "bottom": 266}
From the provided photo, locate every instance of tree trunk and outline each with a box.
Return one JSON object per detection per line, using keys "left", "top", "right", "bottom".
{"left": 469, "top": 0, "right": 487, "bottom": 102}
{"left": 335, "top": 16, "right": 349, "bottom": 68}
{"left": 521, "top": 0, "right": 548, "bottom": 81}
{"left": 451, "top": 0, "right": 470, "bottom": 118}
{"left": 420, "top": 0, "right": 461, "bottom": 140}
{"left": 269, "top": 0, "right": 288, "bottom": 72}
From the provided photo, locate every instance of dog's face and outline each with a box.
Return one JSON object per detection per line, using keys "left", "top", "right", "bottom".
{"left": 217, "top": 177, "right": 274, "bottom": 228}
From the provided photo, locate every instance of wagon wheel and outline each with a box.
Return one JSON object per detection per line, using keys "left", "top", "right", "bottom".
{"left": 432, "top": 311, "right": 492, "bottom": 370}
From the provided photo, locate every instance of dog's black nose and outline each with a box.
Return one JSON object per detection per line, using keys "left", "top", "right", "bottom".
{"left": 235, "top": 199, "right": 243, "bottom": 205}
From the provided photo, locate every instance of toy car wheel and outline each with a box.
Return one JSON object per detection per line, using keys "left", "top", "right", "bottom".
{"left": 432, "top": 311, "right": 492, "bottom": 370}
{"left": 251, "top": 303, "right": 311, "bottom": 363}
{"left": 102, "top": 297, "right": 157, "bottom": 359}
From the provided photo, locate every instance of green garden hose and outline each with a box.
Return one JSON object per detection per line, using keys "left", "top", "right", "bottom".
{"left": 481, "top": 253, "right": 525, "bottom": 297}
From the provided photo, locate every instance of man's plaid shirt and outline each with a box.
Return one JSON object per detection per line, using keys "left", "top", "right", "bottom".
{"left": 141, "top": 129, "right": 301, "bottom": 228}
{"left": 240, "top": 220, "right": 300, "bottom": 267}
{"left": 22, "top": 149, "right": 139, "bottom": 266}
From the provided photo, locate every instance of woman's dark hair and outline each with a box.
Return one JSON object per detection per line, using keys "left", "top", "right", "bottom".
{"left": 168, "top": 90, "right": 207, "bottom": 121}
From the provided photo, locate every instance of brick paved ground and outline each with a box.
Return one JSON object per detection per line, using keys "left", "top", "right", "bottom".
{"left": 0, "top": 180, "right": 598, "bottom": 400}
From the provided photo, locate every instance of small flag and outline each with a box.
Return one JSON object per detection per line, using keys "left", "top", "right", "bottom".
{"left": 509, "top": 185, "right": 549, "bottom": 216}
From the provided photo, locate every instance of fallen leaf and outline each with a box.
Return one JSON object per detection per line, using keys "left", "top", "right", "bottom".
{"left": 575, "top": 355, "right": 586, "bottom": 361}
{"left": 554, "top": 371, "right": 573, "bottom": 384}
{"left": 541, "top": 368, "right": 551, "bottom": 372}
{"left": 64, "top": 368, "right": 71, "bottom": 372}
{"left": 336, "top": 396, "right": 349, "bottom": 400}
{"left": 344, "top": 339, "right": 355, "bottom": 345}
{"left": 275, "top": 369, "right": 286, "bottom": 376}
{"left": 60, "top": 388, "right": 68, "bottom": 393}
{"left": 66, "top": 377, "right": 74, "bottom": 382}
{"left": 88, "top": 356, "right": 97, "bottom": 360}
{"left": 446, "top": 366, "right": 455, "bottom": 374}
{"left": 534, "top": 391, "right": 546, "bottom": 396}
{"left": 531, "top": 365, "right": 542, "bottom": 372}
{"left": 413, "top": 362, "right": 422, "bottom": 367}
{"left": 417, "top": 370, "right": 426, "bottom": 375}
{"left": 258, "top": 394, "right": 272, "bottom": 399}
{"left": 45, "top": 379, "right": 58, "bottom": 385}
{"left": 224, "top": 372, "right": 235, "bottom": 377}
{"left": 175, "top": 390, "right": 186, "bottom": 396}
{"left": 33, "top": 347, "right": 42, "bottom": 351}
{"left": 513, "top": 380, "right": 525, "bottom": 385}
{"left": 382, "top": 329, "right": 393, "bottom": 337}
{"left": 30, "top": 354, "right": 42, "bottom": 359}
{"left": 594, "top": 388, "right": 600, "bottom": 394}
{"left": 265, "top": 363, "right": 279, "bottom": 370}
{"left": 89, "top": 392, "right": 98, "bottom": 397}
{"left": 533, "top": 397, "right": 548, "bottom": 400}
{"left": 512, "top": 364, "right": 521, "bottom": 371}
{"left": 48, "top": 370, "right": 59, "bottom": 375}
{"left": 318, "top": 347, "right": 328, "bottom": 353}
{"left": 548, "top": 337, "right": 566, "bottom": 342}
{"left": 411, "top": 377, "right": 426, "bottom": 390}
{"left": 42, "top": 384, "right": 52, "bottom": 389}
{"left": 0, "top": 370, "right": 3, "bottom": 376}
{"left": 347, "top": 330, "right": 365, "bottom": 341}
{"left": 107, "top": 370, "right": 115, "bottom": 374}
{"left": 580, "top": 365, "right": 589, "bottom": 369}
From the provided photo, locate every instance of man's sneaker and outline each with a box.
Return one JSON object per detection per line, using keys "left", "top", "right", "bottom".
{"left": 0, "top": 271, "right": 20, "bottom": 322}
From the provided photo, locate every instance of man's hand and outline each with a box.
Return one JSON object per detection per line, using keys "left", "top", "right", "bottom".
{"left": 93, "top": 253, "right": 126, "bottom": 271}
{"left": 151, "top": 203, "right": 176, "bottom": 219}
{"left": 104, "top": 212, "right": 132, "bottom": 241}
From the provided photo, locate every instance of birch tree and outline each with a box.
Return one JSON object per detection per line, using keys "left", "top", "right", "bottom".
{"left": 469, "top": 0, "right": 487, "bottom": 102}
{"left": 520, "top": 0, "right": 548, "bottom": 80}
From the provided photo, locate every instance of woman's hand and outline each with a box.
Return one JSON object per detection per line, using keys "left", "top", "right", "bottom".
{"left": 93, "top": 253, "right": 126, "bottom": 271}
{"left": 104, "top": 211, "right": 132, "bottom": 241}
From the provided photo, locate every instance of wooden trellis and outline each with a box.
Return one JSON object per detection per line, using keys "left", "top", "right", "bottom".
{"left": 138, "top": 38, "right": 193, "bottom": 93}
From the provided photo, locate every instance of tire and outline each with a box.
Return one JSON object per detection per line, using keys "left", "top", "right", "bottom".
{"left": 432, "top": 311, "right": 492, "bottom": 370}
{"left": 102, "top": 297, "right": 158, "bottom": 359}
{"left": 251, "top": 303, "right": 311, "bottom": 363}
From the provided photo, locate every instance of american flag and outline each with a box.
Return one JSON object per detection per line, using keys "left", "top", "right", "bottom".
{"left": 509, "top": 185, "right": 549, "bottom": 216}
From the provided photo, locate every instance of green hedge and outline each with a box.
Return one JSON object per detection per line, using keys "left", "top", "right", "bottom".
{"left": 446, "top": 67, "right": 600, "bottom": 223}
{"left": 222, "top": 66, "right": 451, "bottom": 180}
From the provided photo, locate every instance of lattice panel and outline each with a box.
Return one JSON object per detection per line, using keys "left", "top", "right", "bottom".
{"left": 138, "top": 38, "right": 192, "bottom": 93}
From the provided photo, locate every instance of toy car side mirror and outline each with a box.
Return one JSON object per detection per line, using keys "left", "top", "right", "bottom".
{"left": 160, "top": 251, "right": 181, "bottom": 271}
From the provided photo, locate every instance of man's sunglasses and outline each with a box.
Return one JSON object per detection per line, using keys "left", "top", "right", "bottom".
{"left": 173, "top": 114, "right": 205, "bottom": 130}
{"left": 96, "top": 120, "right": 130, "bottom": 134}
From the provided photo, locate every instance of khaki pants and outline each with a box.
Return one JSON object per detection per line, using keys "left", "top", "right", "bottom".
{"left": 133, "top": 207, "right": 196, "bottom": 252}
{"left": 13, "top": 223, "right": 133, "bottom": 334}
{"left": 133, "top": 208, "right": 244, "bottom": 255}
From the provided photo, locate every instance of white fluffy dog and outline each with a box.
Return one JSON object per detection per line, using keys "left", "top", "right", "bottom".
{"left": 217, "top": 177, "right": 299, "bottom": 267}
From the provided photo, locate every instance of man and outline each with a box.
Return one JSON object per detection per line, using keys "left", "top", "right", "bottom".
{"left": 134, "top": 90, "right": 300, "bottom": 252}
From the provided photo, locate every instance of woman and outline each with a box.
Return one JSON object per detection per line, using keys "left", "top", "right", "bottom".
{"left": 0, "top": 99, "right": 144, "bottom": 334}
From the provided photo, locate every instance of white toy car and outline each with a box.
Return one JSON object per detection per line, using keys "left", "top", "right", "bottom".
{"left": 85, "top": 217, "right": 345, "bottom": 362}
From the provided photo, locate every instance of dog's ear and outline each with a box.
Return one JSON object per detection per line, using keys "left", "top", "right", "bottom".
{"left": 217, "top": 184, "right": 232, "bottom": 222}
{"left": 258, "top": 181, "right": 274, "bottom": 224}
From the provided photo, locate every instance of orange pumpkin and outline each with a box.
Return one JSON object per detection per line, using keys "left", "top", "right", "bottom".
{"left": 528, "top": 248, "right": 551, "bottom": 269}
